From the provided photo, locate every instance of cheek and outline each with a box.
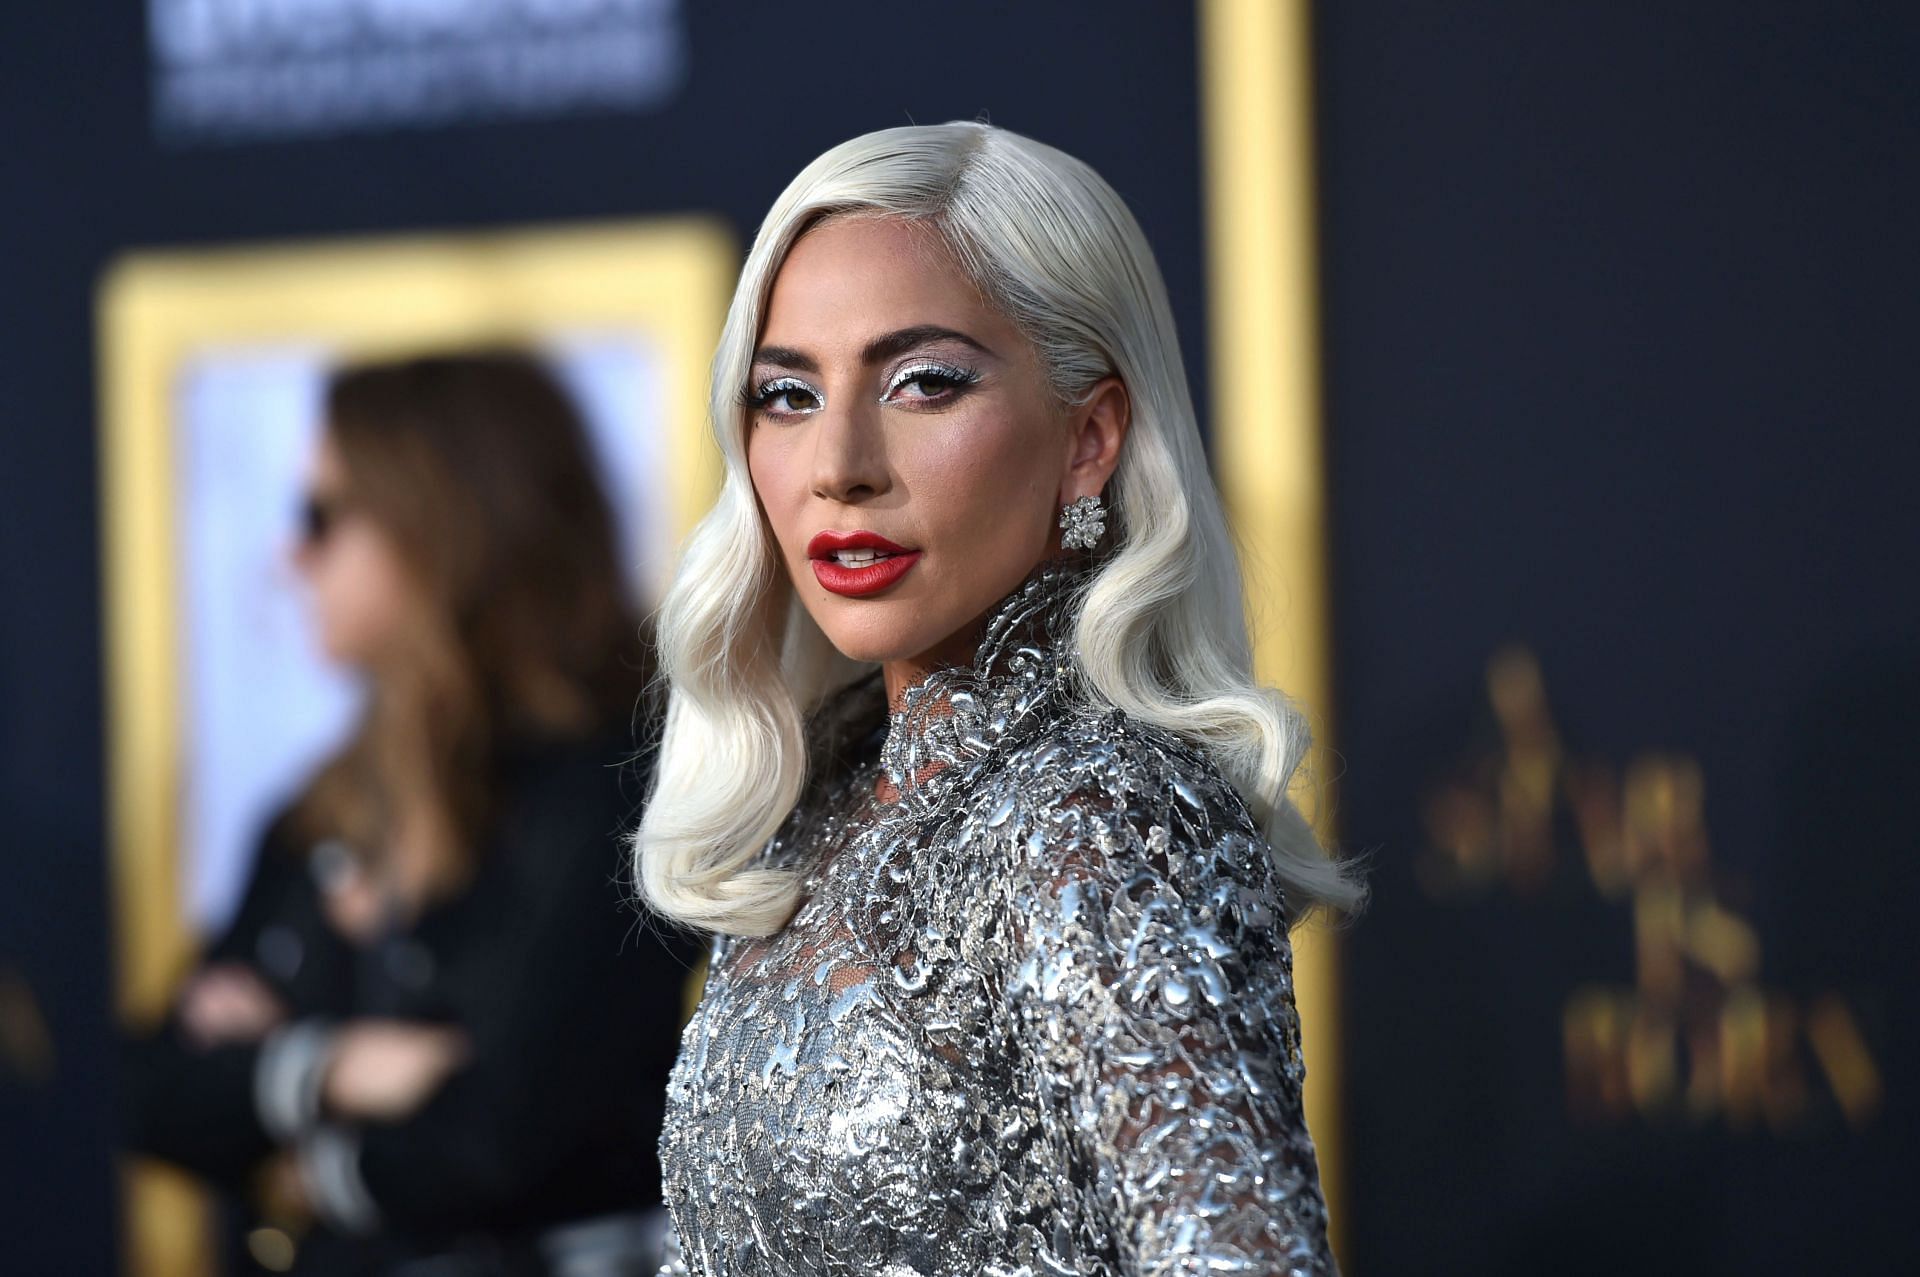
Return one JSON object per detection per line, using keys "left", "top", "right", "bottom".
{"left": 324, "top": 531, "right": 412, "bottom": 639}
{"left": 746, "top": 431, "right": 807, "bottom": 555}
{"left": 910, "top": 408, "right": 1059, "bottom": 552}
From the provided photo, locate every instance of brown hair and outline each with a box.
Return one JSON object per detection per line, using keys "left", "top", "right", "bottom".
{"left": 293, "top": 348, "right": 653, "bottom": 903}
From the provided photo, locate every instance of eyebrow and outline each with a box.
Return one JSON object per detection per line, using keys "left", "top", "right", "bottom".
{"left": 751, "top": 325, "right": 997, "bottom": 374}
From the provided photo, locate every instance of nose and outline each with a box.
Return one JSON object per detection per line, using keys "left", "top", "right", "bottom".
{"left": 809, "top": 398, "right": 889, "bottom": 505}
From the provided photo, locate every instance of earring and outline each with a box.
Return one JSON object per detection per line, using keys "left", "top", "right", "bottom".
{"left": 1058, "top": 494, "right": 1106, "bottom": 551}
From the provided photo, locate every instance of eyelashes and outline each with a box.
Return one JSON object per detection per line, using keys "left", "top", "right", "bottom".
{"left": 741, "top": 360, "right": 983, "bottom": 421}
{"left": 740, "top": 375, "right": 820, "bottom": 417}
{"left": 882, "top": 361, "right": 982, "bottom": 402}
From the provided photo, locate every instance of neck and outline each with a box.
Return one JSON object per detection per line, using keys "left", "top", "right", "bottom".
{"left": 878, "top": 557, "right": 1088, "bottom": 712}
{"left": 883, "top": 557, "right": 1092, "bottom": 710}
{"left": 862, "top": 556, "right": 1089, "bottom": 814}
{"left": 881, "top": 622, "right": 991, "bottom": 713}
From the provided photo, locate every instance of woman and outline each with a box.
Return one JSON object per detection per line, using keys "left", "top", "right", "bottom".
{"left": 636, "top": 123, "right": 1366, "bottom": 1276}
{"left": 124, "top": 350, "right": 703, "bottom": 1275}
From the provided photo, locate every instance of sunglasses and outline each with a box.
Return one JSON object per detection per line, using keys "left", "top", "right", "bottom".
{"left": 299, "top": 491, "right": 354, "bottom": 547}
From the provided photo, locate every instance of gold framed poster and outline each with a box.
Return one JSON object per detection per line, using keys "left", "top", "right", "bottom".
{"left": 98, "top": 217, "right": 735, "bottom": 1276}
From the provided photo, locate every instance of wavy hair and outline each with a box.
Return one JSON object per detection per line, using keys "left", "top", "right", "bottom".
{"left": 636, "top": 121, "right": 1364, "bottom": 936}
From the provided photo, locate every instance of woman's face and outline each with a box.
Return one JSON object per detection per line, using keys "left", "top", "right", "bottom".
{"left": 291, "top": 431, "right": 415, "bottom": 668}
{"left": 746, "top": 215, "right": 1102, "bottom": 683}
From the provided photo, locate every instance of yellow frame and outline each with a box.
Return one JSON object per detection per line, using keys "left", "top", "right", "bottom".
{"left": 1201, "top": 0, "right": 1349, "bottom": 1265}
{"left": 98, "top": 217, "right": 735, "bottom": 1277}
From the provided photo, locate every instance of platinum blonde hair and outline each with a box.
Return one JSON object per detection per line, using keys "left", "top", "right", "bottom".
{"left": 636, "top": 121, "right": 1365, "bottom": 936}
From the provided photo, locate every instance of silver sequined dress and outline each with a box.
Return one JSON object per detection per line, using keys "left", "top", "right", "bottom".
{"left": 657, "top": 566, "right": 1336, "bottom": 1277}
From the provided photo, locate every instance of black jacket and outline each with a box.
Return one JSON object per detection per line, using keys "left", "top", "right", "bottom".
{"left": 123, "top": 721, "right": 705, "bottom": 1271}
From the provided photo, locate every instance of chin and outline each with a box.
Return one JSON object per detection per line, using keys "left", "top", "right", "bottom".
{"left": 811, "top": 599, "right": 937, "bottom": 666}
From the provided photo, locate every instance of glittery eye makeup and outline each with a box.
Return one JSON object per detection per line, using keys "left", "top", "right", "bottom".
{"left": 744, "top": 357, "right": 982, "bottom": 422}
{"left": 743, "top": 374, "right": 824, "bottom": 421}
{"left": 881, "top": 360, "right": 982, "bottom": 407}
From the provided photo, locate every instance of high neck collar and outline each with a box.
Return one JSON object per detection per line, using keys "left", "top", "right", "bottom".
{"left": 879, "top": 557, "right": 1089, "bottom": 808}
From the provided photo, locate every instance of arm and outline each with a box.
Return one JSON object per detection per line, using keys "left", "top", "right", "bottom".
{"left": 122, "top": 821, "right": 349, "bottom": 1188}
{"left": 121, "top": 1035, "right": 275, "bottom": 1188}
{"left": 999, "top": 731, "right": 1337, "bottom": 1276}
{"left": 316, "top": 758, "right": 705, "bottom": 1235}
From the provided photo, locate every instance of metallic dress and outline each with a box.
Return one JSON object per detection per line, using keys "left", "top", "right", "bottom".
{"left": 657, "top": 565, "right": 1336, "bottom": 1277}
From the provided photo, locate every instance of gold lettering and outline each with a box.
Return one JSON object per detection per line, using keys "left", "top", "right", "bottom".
{"left": 1806, "top": 996, "right": 1884, "bottom": 1128}
{"left": 1427, "top": 645, "right": 1888, "bottom": 1132}
{"left": 1564, "top": 760, "right": 1629, "bottom": 899}
{"left": 1633, "top": 884, "right": 1687, "bottom": 1005}
{"left": 1626, "top": 1004, "right": 1679, "bottom": 1113}
{"left": 1564, "top": 987, "right": 1633, "bottom": 1121}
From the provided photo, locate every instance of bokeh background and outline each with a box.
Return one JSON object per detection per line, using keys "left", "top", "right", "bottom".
{"left": 2, "top": 1, "right": 1916, "bottom": 1273}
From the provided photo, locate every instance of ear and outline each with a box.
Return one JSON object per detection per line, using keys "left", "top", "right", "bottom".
{"left": 1059, "top": 376, "right": 1130, "bottom": 504}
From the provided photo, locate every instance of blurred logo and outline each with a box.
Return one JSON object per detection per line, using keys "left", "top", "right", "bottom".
{"left": 1422, "top": 645, "right": 1883, "bottom": 1133}
{"left": 148, "top": 0, "right": 686, "bottom": 143}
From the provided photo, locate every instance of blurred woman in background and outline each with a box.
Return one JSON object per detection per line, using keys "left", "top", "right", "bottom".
{"left": 124, "top": 349, "right": 701, "bottom": 1276}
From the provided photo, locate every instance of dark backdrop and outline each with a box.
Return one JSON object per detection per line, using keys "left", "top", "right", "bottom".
{"left": 1318, "top": 3, "right": 1920, "bottom": 1273}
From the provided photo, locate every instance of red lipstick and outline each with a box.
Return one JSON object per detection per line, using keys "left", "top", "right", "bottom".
{"left": 806, "top": 530, "right": 922, "bottom": 597}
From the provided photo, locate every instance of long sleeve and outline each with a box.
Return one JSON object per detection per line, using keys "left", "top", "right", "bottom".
{"left": 120, "top": 1034, "right": 273, "bottom": 1188}
{"left": 347, "top": 749, "right": 706, "bottom": 1234}
{"left": 121, "top": 818, "right": 352, "bottom": 1188}
{"left": 999, "top": 733, "right": 1337, "bottom": 1276}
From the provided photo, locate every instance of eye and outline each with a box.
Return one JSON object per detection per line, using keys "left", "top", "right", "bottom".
{"left": 748, "top": 375, "right": 822, "bottom": 419}
{"left": 884, "top": 361, "right": 980, "bottom": 406}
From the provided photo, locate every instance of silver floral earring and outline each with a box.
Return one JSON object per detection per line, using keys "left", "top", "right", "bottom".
{"left": 1058, "top": 494, "right": 1106, "bottom": 551}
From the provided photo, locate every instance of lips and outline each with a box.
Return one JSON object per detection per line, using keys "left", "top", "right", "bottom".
{"left": 806, "top": 529, "right": 922, "bottom": 598}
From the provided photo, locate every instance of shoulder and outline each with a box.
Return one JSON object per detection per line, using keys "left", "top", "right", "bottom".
{"left": 987, "top": 707, "right": 1283, "bottom": 923}
{"left": 987, "top": 709, "right": 1298, "bottom": 1030}
{"left": 993, "top": 706, "right": 1261, "bottom": 852}
{"left": 486, "top": 722, "right": 658, "bottom": 903}
{"left": 498, "top": 721, "right": 655, "bottom": 831}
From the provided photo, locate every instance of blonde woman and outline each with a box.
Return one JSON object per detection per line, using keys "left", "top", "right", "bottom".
{"left": 637, "top": 122, "right": 1364, "bottom": 1276}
